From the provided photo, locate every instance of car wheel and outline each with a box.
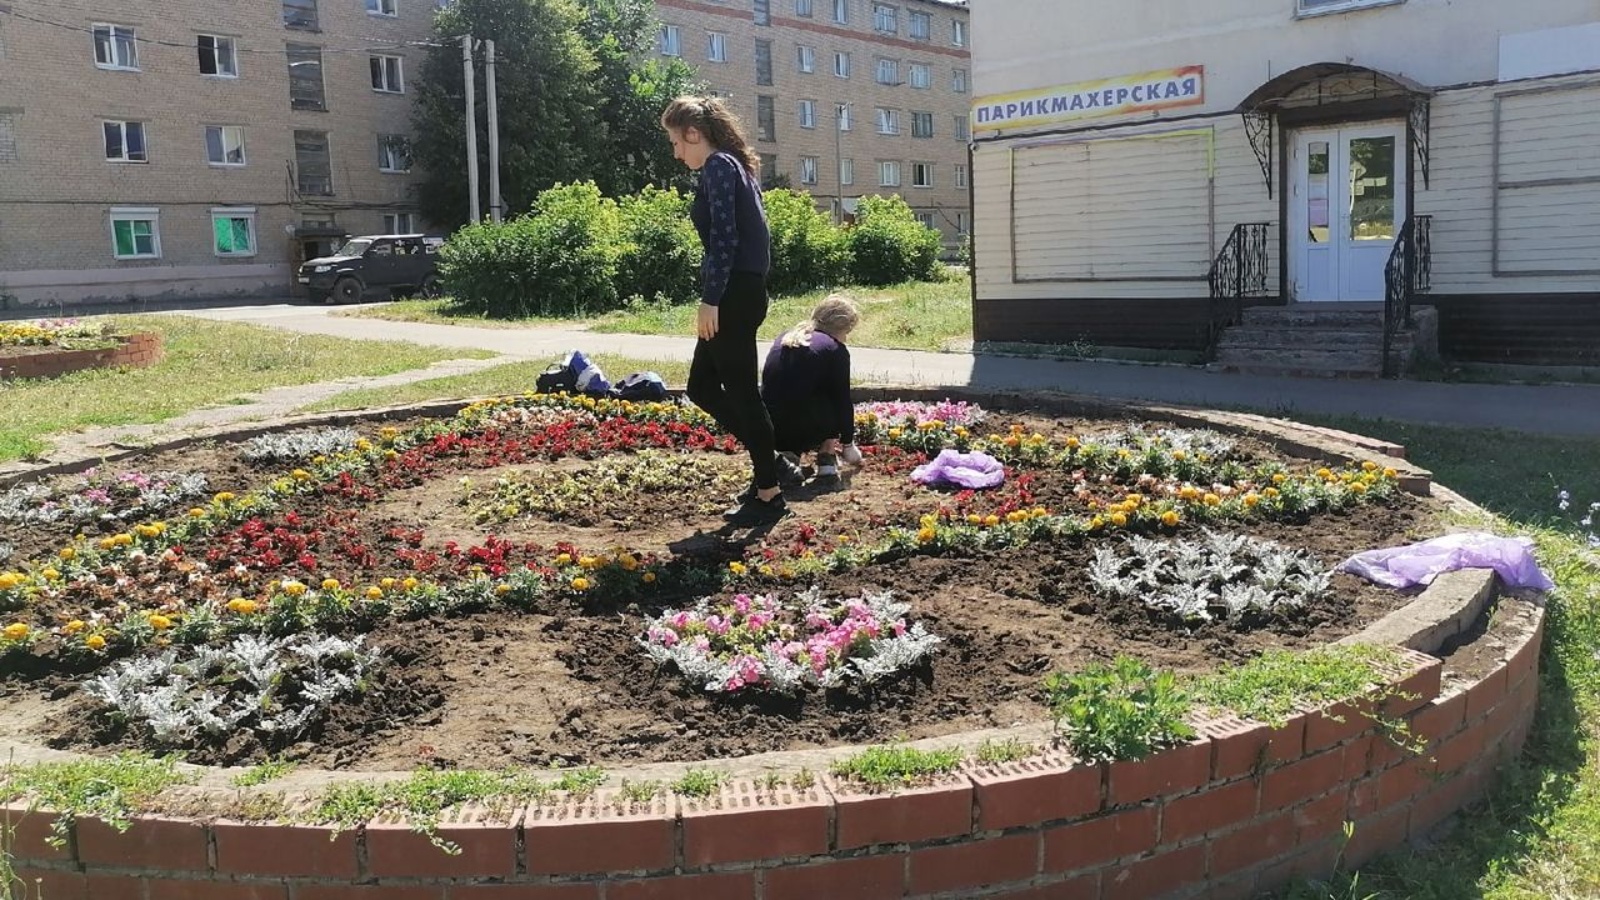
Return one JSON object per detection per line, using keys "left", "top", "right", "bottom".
{"left": 420, "top": 274, "right": 442, "bottom": 299}
{"left": 332, "top": 277, "right": 364, "bottom": 304}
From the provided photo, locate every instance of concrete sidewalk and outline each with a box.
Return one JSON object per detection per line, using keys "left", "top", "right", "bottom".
{"left": 170, "top": 302, "right": 1600, "bottom": 438}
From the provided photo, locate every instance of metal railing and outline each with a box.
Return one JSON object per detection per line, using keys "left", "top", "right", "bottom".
{"left": 1382, "top": 214, "right": 1432, "bottom": 378}
{"left": 1207, "top": 223, "right": 1272, "bottom": 357}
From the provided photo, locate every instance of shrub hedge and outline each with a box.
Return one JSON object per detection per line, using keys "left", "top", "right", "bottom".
{"left": 438, "top": 181, "right": 945, "bottom": 316}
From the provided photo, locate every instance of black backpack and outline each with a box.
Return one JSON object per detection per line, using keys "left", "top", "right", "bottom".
{"left": 616, "top": 371, "right": 669, "bottom": 402}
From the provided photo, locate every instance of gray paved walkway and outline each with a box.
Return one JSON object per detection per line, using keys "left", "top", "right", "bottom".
{"left": 166, "top": 302, "right": 1600, "bottom": 438}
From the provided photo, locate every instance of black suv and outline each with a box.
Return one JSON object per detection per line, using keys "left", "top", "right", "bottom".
{"left": 297, "top": 234, "right": 445, "bottom": 304}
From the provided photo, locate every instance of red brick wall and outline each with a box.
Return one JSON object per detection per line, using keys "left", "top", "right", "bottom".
{"left": 0, "top": 332, "right": 162, "bottom": 380}
{"left": 1, "top": 614, "right": 1543, "bottom": 900}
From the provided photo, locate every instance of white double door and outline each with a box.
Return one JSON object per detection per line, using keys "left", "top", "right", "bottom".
{"left": 1289, "top": 123, "right": 1406, "bottom": 302}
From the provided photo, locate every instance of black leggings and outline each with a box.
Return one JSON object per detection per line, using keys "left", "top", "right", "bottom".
{"left": 687, "top": 272, "right": 779, "bottom": 490}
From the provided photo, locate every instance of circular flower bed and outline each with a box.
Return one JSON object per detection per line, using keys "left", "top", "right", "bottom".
{"left": 0, "top": 393, "right": 1440, "bottom": 769}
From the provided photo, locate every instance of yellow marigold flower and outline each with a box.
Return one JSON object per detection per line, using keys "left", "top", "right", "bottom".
{"left": 312, "top": 456, "right": 327, "bottom": 465}
{"left": 1383, "top": 467, "right": 1398, "bottom": 479}
{"left": 1003, "top": 435, "right": 1021, "bottom": 448}
{"left": 1089, "top": 515, "right": 1105, "bottom": 530}
{"left": 917, "top": 527, "right": 937, "bottom": 543}
{"left": 1117, "top": 448, "right": 1132, "bottom": 459}
{"left": 1006, "top": 511, "right": 1028, "bottom": 524}
{"left": 571, "top": 577, "right": 591, "bottom": 591}
{"left": 1031, "top": 507, "right": 1049, "bottom": 518}
{"left": 98, "top": 537, "right": 116, "bottom": 551}
{"left": 1272, "top": 473, "right": 1288, "bottom": 485}
{"left": 321, "top": 578, "right": 340, "bottom": 591}
{"left": 41, "top": 568, "right": 60, "bottom": 581}
{"left": 1161, "top": 510, "right": 1181, "bottom": 527}
{"left": 642, "top": 572, "right": 657, "bottom": 584}
{"left": 966, "top": 514, "right": 982, "bottom": 525}
{"left": 578, "top": 555, "right": 599, "bottom": 569}
{"left": 113, "top": 533, "right": 134, "bottom": 547}
{"left": 1362, "top": 460, "right": 1378, "bottom": 472}
{"left": 983, "top": 514, "right": 1001, "bottom": 527}
{"left": 1109, "top": 512, "right": 1129, "bottom": 527}
{"left": 63, "top": 619, "right": 86, "bottom": 635}
{"left": 1066, "top": 436, "right": 1080, "bottom": 449}
{"left": 3, "top": 623, "right": 29, "bottom": 641}
{"left": 365, "top": 586, "right": 384, "bottom": 600}
{"left": 228, "top": 598, "right": 259, "bottom": 615}
{"left": 758, "top": 565, "right": 774, "bottom": 577}
{"left": 494, "top": 584, "right": 512, "bottom": 596}
{"left": 355, "top": 439, "right": 373, "bottom": 452}
{"left": 190, "top": 507, "right": 207, "bottom": 518}
{"left": 214, "top": 492, "right": 236, "bottom": 503}
{"left": 954, "top": 426, "right": 969, "bottom": 437}
{"left": 292, "top": 469, "right": 312, "bottom": 481}
{"left": 86, "top": 634, "right": 107, "bottom": 651}
{"left": 147, "top": 614, "right": 172, "bottom": 631}
{"left": 380, "top": 426, "right": 400, "bottom": 441}
{"left": 618, "top": 554, "right": 639, "bottom": 571}
{"left": 282, "top": 580, "right": 308, "bottom": 597}
{"left": 1125, "top": 494, "right": 1143, "bottom": 507}
{"left": 888, "top": 427, "right": 903, "bottom": 439}
{"left": 385, "top": 450, "right": 400, "bottom": 461}
{"left": 1243, "top": 493, "right": 1260, "bottom": 507}
{"left": 1202, "top": 493, "right": 1221, "bottom": 506}
{"left": 0, "top": 573, "right": 20, "bottom": 591}
{"left": 1315, "top": 467, "right": 1333, "bottom": 480}
{"left": 402, "top": 577, "right": 420, "bottom": 591}
{"left": 729, "top": 562, "right": 747, "bottom": 575}
{"left": 555, "top": 553, "right": 573, "bottom": 566}
{"left": 59, "top": 547, "right": 76, "bottom": 561}
{"left": 1264, "top": 487, "right": 1280, "bottom": 498}
{"left": 1351, "top": 482, "right": 1368, "bottom": 494}
{"left": 1171, "top": 449, "right": 1186, "bottom": 460}
{"left": 380, "top": 577, "right": 397, "bottom": 589}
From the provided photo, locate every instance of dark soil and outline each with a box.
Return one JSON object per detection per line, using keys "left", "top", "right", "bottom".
{"left": 1, "top": 407, "right": 1448, "bottom": 770}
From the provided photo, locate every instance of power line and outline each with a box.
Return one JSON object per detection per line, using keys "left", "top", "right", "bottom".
{"left": 1, "top": 6, "right": 448, "bottom": 55}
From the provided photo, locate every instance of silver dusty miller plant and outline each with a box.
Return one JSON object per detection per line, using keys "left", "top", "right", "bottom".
{"left": 1090, "top": 425, "right": 1237, "bottom": 459}
{"left": 0, "top": 471, "right": 209, "bottom": 526}
{"left": 1087, "top": 529, "right": 1332, "bottom": 624}
{"left": 240, "top": 427, "right": 360, "bottom": 463}
{"left": 83, "top": 633, "right": 380, "bottom": 746}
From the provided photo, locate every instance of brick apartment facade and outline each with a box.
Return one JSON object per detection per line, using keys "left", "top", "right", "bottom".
{"left": 0, "top": 0, "right": 435, "bottom": 306}
{"left": 654, "top": 0, "right": 972, "bottom": 251}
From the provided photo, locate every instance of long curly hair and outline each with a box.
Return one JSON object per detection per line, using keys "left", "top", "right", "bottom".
{"left": 660, "top": 95, "right": 761, "bottom": 178}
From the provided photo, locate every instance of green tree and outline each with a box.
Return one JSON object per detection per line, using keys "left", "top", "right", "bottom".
{"left": 412, "top": 0, "right": 600, "bottom": 228}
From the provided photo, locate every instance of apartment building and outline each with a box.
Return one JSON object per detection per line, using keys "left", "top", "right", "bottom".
{"left": 0, "top": 0, "right": 435, "bottom": 306}
{"left": 654, "top": 0, "right": 972, "bottom": 250}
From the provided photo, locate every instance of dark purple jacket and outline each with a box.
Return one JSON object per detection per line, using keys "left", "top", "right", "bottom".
{"left": 690, "top": 150, "right": 771, "bottom": 306}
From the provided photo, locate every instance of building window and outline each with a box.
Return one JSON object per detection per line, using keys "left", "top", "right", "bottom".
{"left": 0, "top": 114, "right": 17, "bottom": 165}
{"left": 707, "top": 31, "right": 727, "bottom": 63}
{"left": 110, "top": 208, "right": 160, "bottom": 259}
{"left": 956, "top": 211, "right": 967, "bottom": 234}
{"left": 757, "top": 94, "right": 776, "bottom": 142}
{"left": 205, "top": 125, "right": 247, "bottom": 166}
{"left": 833, "top": 51, "right": 851, "bottom": 78}
{"left": 952, "top": 67, "right": 968, "bottom": 93}
{"left": 909, "top": 63, "right": 930, "bottom": 89}
{"left": 800, "top": 156, "right": 818, "bottom": 184}
{"left": 797, "top": 45, "right": 814, "bottom": 73}
{"left": 832, "top": 0, "right": 848, "bottom": 24}
{"left": 876, "top": 107, "right": 899, "bottom": 135}
{"left": 370, "top": 54, "right": 404, "bottom": 93}
{"left": 755, "top": 39, "right": 773, "bottom": 85}
{"left": 915, "top": 210, "right": 935, "bottom": 229}
{"left": 659, "top": 24, "right": 680, "bottom": 56}
{"left": 911, "top": 111, "right": 933, "bottom": 138}
{"left": 283, "top": 0, "right": 319, "bottom": 31}
{"left": 952, "top": 19, "right": 967, "bottom": 47}
{"left": 909, "top": 10, "right": 930, "bottom": 39}
{"left": 798, "top": 99, "right": 816, "bottom": 128}
{"left": 954, "top": 115, "right": 970, "bottom": 141}
{"left": 878, "top": 160, "right": 900, "bottom": 187}
{"left": 912, "top": 161, "right": 933, "bottom": 187}
{"left": 873, "top": 3, "right": 897, "bottom": 33}
{"left": 103, "top": 121, "right": 147, "bottom": 163}
{"left": 1298, "top": 0, "right": 1401, "bottom": 13}
{"left": 287, "top": 43, "right": 326, "bottom": 110}
{"left": 211, "top": 207, "right": 257, "bottom": 257}
{"left": 198, "top": 35, "right": 238, "bottom": 77}
{"left": 954, "top": 163, "right": 967, "bottom": 188}
{"left": 378, "top": 134, "right": 412, "bottom": 172}
{"left": 795, "top": 0, "right": 813, "bottom": 15}
{"left": 92, "top": 24, "right": 139, "bottom": 71}
{"left": 294, "top": 129, "right": 333, "bottom": 195}
{"left": 875, "top": 58, "right": 898, "bottom": 85}
{"left": 759, "top": 153, "right": 778, "bottom": 186}
{"left": 839, "top": 157, "right": 854, "bottom": 185}
{"left": 836, "top": 102, "right": 852, "bottom": 131}
{"left": 366, "top": 0, "right": 397, "bottom": 16}
{"left": 754, "top": 0, "right": 770, "bottom": 26}
{"left": 384, "top": 212, "right": 415, "bottom": 233}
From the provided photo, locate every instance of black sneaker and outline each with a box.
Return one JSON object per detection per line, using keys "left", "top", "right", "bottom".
{"left": 723, "top": 494, "right": 789, "bottom": 525}
{"left": 776, "top": 455, "right": 805, "bottom": 486}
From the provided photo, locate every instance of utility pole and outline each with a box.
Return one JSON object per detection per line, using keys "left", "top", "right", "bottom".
{"left": 485, "top": 39, "right": 503, "bottom": 223}
{"left": 462, "top": 34, "right": 481, "bottom": 223}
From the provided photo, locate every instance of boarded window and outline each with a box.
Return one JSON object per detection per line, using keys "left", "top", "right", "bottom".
{"left": 0, "top": 112, "right": 18, "bottom": 163}
{"left": 294, "top": 129, "right": 333, "bottom": 195}
{"left": 1011, "top": 132, "right": 1212, "bottom": 282}
{"left": 287, "top": 43, "right": 325, "bottom": 110}
{"left": 755, "top": 40, "right": 772, "bottom": 86}
{"left": 1494, "top": 84, "right": 1600, "bottom": 275}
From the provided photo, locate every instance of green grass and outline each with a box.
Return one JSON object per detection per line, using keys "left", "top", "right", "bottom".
{"left": 1195, "top": 646, "right": 1401, "bottom": 730}
{"left": 669, "top": 769, "right": 727, "bottom": 799}
{"left": 830, "top": 744, "right": 965, "bottom": 791}
{"left": 0, "top": 753, "right": 192, "bottom": 845}
{"left": 296, "top": 355, "right": 693, "bottom": 413}
{"left": 974, "top": 738, "right": 1038, "bottom": 766}
{"left": 339, "top": 277, "right": 976, "bottom": 353}
{"left": 1271, "top": 416, "right": 1600, "bottom": 899}
{"left": 0, "top": 315, "right": 488, "bottom": 463}
{"left": 230, "top": 758, "right": 296, "bottom": 788}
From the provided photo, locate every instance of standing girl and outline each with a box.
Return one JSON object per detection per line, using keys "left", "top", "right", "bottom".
{"left": 661, "top": 95, "right": 789, "bottom": 525}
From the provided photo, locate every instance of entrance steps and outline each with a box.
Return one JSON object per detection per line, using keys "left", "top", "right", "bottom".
{"left": 1210, "top": 305, "right": 1438, "bottom": 378}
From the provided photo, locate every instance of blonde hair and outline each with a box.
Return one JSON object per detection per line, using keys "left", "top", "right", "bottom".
{"left": 660, "top": 95, "right": 761, "bottom": 178}
{"left": 782, "top": 295, "right": 860, "bottom": 348}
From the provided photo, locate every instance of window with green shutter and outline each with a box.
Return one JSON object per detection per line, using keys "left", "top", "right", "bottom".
{"left": 212, "top": 209, "right": 256, "bottom": 256}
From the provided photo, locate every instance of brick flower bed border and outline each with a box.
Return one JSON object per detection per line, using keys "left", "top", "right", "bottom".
{"left": 0, "top": 332, "right": 162, "bottom": 381}
{"left": 0, "top": 393, "right": 1544, "bottom": 900}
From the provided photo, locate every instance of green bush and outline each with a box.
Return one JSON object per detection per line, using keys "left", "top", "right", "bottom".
{"left": 439, "top": 182, "right": 620, "bottom": 318}
{"left": 764, "top": 188, "right": 850, "bottom": 295}
{"left": 1042, "top": 657, "right": 1196, "bottom": 763}
{"left": 614, "top": 186, "right": 700, "bottom": 307}
{"left": 846, "top": 195, "right": 944, "bottom": 286}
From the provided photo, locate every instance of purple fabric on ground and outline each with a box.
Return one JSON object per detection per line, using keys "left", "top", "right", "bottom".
{"left": 910, "top": 449, "right": 1006, "bottom": 489}
{"left": 1338, "top": 532, "right": 1555, "bottom": 591}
